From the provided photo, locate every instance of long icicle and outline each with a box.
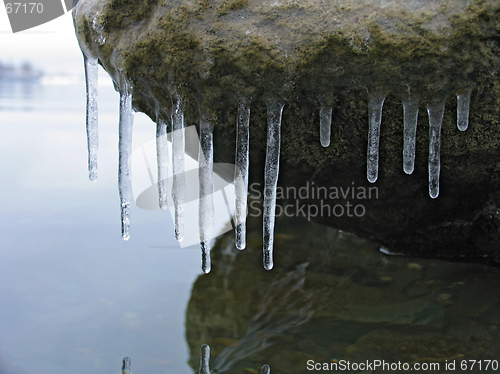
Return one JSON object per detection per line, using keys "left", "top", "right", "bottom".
{"left": 199, "top": 345, "right": 210, "bottom": 374}
{"left": 427, "top": 99, "right": 446, "bottom": 199}
{"left": 118, "top": 78, "right": 134, "bottom": 240}
{"left": 234, "top": 100, "right": 250, "bottom": 250}
{"left": 171, "top": 96, "right": 185, "bottom": 241}
{"left": 84, "top": 55, "right": 98, "bottom": 181}
{"left": 367, "top": 92, "right": 386, "bottom": 183}
{"left": 263, "top": 100, "right": 284, "bottom": 271}
{"left": 402, "top": 98, "right": 419, "bottom": 174}
{"left": 156, "top": 114, "right": 168, "bottom": 210}
{"left": 319, "top": 103, "right": 333, "bottom": 147}
{"left": 457, "top": 89, "right": 471, "bottom": 131}
{"left": 199, "top": 115, "right": 214, "bottom": 274}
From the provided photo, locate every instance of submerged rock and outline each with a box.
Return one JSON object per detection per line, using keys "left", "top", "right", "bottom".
{"left": 73, "top": 0, "right": 500, "bottom": 258}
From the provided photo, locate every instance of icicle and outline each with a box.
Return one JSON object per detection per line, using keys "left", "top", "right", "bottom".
{"left": 402, "top": 98, "right": 419, "bottom": 174}
{"left": 261, "top": 365, "right": 271, "bottom": 374}
{"left": 234, "top": 100, "right": 250, "bottom": 250}
{"left": 367, "top": 92, "right": 386, "bottom": 183}
{"left": 263, "top": 100, "right": 284, "bottom": 271}
{"left": 199, "top": 345, "right": 210, "bottom": 374}
{"left": 122, "top": 357, "right": 131, "bottom": 374}
{"left": 84, "top": 55, "right": 98, "bottom": 182}
{"left": 457, "top": 89, "right": 471, "bottom": 131}
{"left": 118, "top": 78, "right": 134, "bottom": 240}
{"left": 427, "top": 99, "right": 446, "bottom": 199}
{"left": 156, "top": 115, "right": 168, "bottom": 210}
{"left": 171, "top": 97, "right": 186, "bottom": 241}
{"left": 199, "top": 115, "right": 214, "bottom": 274}
{"left": 319, "top": 103, "right": 333, "bottom": 147}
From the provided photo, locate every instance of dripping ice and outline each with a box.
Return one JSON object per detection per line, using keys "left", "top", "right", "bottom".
{"left": 263, "top": 99, "right": 284, "bottom": 271}
{"left": 319, "top": 103, "right": 333, "bottom": 147}
{"left": 427, "top": 99, "right": 446, "bottom": 199}
{"left": 234, "top": 100, "right": 250, "bottom": 250}
{"left": 366, "top": 93, "right": 386, "bottom": 183}
{"left": 122, "top": 357, "right": 131, "bottom": 374}
{"left": 457, "top": 89, "right": 471, "bottom": 131}
{"left": 118, "top": 77, "right": 134, "bottom": 240}
{"left": 84, "top": 55, "right": 99, "bottom": 181}
{"left": 199, "top": 344, "right": 210, "bottom": 374}
{"left": 402, "top": 98, "right": 419, "bottom": 175}
{"left": 156, "top": 113, "right": 169, "bottom": 210}
{"left": 171, "top": 96, "right": 186, "bottom": 242}
{"left": 199, "top": 116, "right": 215, "bottom": 274}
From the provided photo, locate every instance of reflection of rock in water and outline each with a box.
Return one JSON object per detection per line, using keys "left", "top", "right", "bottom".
{"left": 186, "top": 214, "right": 500, "bottom": 373}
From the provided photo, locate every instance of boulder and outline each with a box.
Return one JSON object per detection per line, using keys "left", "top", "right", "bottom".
{"left": 73, "top": 0, "right": 500, "bottom": 259}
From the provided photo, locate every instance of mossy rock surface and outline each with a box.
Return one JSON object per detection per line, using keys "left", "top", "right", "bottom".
{"left": 74, "top": 0, "right": 500, "bottom": 258}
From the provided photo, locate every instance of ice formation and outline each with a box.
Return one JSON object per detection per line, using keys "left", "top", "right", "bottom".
{"left": 171, "top": 96, "right": 186, "bottom": 241}
{"left": 199, "top": 344, "right": 211, "bottom": 374}
{"left": 79, "top": 62, "right": 472, "bottom": 269}
{"left": 263, "top": 100, "right": 285, "bottom": 271}
{"left": 156, "top": 116, "right": 169, "bottom": 210}
{"left": 319, "top": 103, "right": 333, "bottom": 147}
{"left": 261, "top": 364, "right": 271, "bottom": 374}
{"left": 427, "top": 99, "right": 446, "bottom": 199}
{"left": 234, "top": 101, "right": 251, "bottom": 250}
{"left": 402, "top": 98, "right": 420, "bottom": 175}
{"left": 83, "top": 56, "right": 98, "bottom": 182}
{"left": 198, "top": 116, "right": 215, "bottom": 274}
{"left": 122, "top": 357, "right": 131, "bottom": 374}
{"left": 457, "top": 89, "right": 472, "bottom": 131}
{"left": 118, "top": 77, "right": 134, "bottom": 241}
{"left": 366, "top": 93, "right": 386, "bottom": 183}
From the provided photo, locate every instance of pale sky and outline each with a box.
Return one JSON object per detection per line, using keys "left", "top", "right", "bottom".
{"left": 0, "top": 6, "right": 83, "bottom": 74}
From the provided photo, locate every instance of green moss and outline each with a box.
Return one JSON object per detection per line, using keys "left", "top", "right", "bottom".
{"left": 217, "top": 0, "right": 248, "bottom": 16}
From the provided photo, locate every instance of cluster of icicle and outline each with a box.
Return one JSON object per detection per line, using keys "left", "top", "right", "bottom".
{"left": 319, "top": 90, "right": 472, "bottom": 198}
{"left": 120, "top": 346, "right": 272, "bottom": 374}
{"left": 81, "top": 51, "right": 471, "bottom": 274}
{"left": 81, "top": 52, "right": 283, "bottom": 273}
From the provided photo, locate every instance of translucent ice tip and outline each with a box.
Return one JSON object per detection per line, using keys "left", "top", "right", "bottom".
{"left": 201, "top": 241, "right": 212, "bottom": 274}
{"left": 122, "top": 357, "right": 131, "bottom": 374}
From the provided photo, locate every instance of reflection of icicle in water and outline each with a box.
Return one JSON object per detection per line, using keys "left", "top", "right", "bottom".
{"left": 234, "top": 101, "right": 250, "bottom": 250}
{"left": 263, "top": 100, "right": 284, "bottom": 271}
{"left": 261, "top": 364, "right": 271, "bottom": 374}
{"left": 122, "top": 357, "right": 131, "bottom": 374}
{"left": 457, "top": 89, "right": 471, "bottom": 131}
{"left": 319, "top": 103, "right": 333, "bottom": 147}
{"left": 84, "top": 55, "right": 98, "bottom": 181}
{"left": 427, "top": 100, "right": 446, "bottom": 199}
{"left": 199, "top": 344, "right": 210, "bottom": 374}
{"left": 156, "top": 115, "right": 168, "bottom": 210}
{"left": 402, "top": 99, "right": 419, "bottom": 174}
{"left": 171, "top": 97, "right": 185, "bottom": 241}
{"left": 118, "top": 78, "right": 134, "bottom": 240}
{"left": 212, "top": 262, "right": 314, "bottom": 373}
{"left": 367, "top": 93, "right": 386, "bottom": 183}
{"left": 199, "top": 116, "right": 214, "bottom": 274}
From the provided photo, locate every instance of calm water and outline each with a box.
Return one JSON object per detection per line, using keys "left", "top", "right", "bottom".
{"left": 1, "top": 76, "right": 500, "bottom": 374}
{"left": 0, "top": 77, "right": 202, "bottom": 374}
